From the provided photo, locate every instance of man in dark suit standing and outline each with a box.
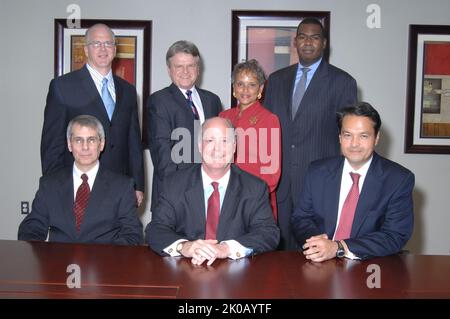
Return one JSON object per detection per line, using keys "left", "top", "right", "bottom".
{"left": 264, "top": 18, "right": 357, "bottom": 250}
{"left": 40, "top": 23, "right": 145, "bottom": 207}
{"left": 19, "top": 115, "right": 143, "bottom": 245}
{"left": 146, "top": 117, "right": 279, "bottom": 266}
{"left": 147, "top": 40, "right": 222, "bottom": 212}
{"left": 292, "top": 102, "right": 414, "bottom": 261}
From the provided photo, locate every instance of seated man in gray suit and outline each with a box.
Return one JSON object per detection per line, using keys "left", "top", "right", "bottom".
{"left": 146, "top": 117, "right": 279, "bottom": 265}
{"left": 18, "top": 115, "right": 143, "bottom": 245}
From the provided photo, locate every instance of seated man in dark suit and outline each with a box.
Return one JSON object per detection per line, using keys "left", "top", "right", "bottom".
{"left": 291, "top": 102, "right": 414, "bottom": 261}
{"left": 146, "top": 117, "right": 279, "bottom": 265}
{"left": 19, "top": 115, "right": 143, "bottom": 245}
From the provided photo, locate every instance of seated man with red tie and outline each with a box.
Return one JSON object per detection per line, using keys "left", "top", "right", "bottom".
{"left": 146, "top": 117, "right": 279, "bottom": 265}
{"left": 291, "top": 102, "right": 414, "bottom": 261}
{"left": 18, "top": 115, "right": 143, "bottom": 245}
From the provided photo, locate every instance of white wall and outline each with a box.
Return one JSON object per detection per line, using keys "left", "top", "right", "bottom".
{"left": 1, "top": 0, "right": 449, "bottom": 254}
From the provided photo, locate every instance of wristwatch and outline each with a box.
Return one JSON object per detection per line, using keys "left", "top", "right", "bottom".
{"left": 335, "top": 240, "right": 345, "bottom": 258}
{"left": 176, "top": 242, "right": 184, "bottom": 254}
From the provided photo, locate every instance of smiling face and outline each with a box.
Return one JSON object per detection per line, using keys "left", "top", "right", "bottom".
{"left": 84, "top": 25, "right": 116, "bottom": 75}
{"left": 295, "top": 23, "right": 327, "bottom": 66}
{"left": 68, "top": 123, "right": 105, "bottom": 172}
{"left": 167, "top": 52, "right": 200, "bottom": 90}
{"left": 339, "top": 115, "right": 380, "bottom": 170}
{"left": 233, "top": 70, "right": 264, "bottom": 110}
{"left": 199, "top": 118, "right": 236, "bottom": 178}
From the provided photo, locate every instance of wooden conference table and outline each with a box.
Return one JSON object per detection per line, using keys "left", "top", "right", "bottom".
{"left": 0, "top": 239, "right": 449, "bottom": 299}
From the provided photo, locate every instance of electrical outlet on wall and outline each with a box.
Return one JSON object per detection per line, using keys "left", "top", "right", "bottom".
{"left": 21, "top": 201, "right": 29, "bottom": 215}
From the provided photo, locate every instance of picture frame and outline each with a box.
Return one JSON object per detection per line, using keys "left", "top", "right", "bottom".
{"left": 54, "top": 19, "right": 152, "bottom": 147}
{"left": 231, "top": 10, "right": 330, "bottom": 105}
{"left": 405, "top": 24, "right": 450, "bottom": 154}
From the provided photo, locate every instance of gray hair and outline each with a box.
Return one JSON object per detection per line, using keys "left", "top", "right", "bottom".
{"left": 66, "top": 115, "right": 105, "bottom": 141}
{"left": 231, "top": 59, "right": 266, "bottom": 85}
{"left": 85, "top": 23, "right": 115, "bottom": 44}
{"left": 166, "top": 40, "right": 201, "bottom": 67}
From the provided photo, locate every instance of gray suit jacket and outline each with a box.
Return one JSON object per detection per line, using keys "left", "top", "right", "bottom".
{"left": 145, "top": 164, "right": 280, "bottom": 255}
{"left": 18, "top": 165, "right": 143, "bottom": 245}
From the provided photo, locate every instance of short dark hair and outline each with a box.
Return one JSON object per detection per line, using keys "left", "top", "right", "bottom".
{"left": 297, "top": 18, "right": 327, "bottom": 40}
{"left": 231, "top": 59, "right": 266, "bottom": 85}
{"left": 337, "top": 102, "right": 382, "bottom": 135}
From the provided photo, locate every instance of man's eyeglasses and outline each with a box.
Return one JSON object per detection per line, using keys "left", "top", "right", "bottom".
{"left": 71, "top": 136, "right": 101, "bottom": 146}
{"left": 87, "top": 41, "right": 116, "bottom": 49}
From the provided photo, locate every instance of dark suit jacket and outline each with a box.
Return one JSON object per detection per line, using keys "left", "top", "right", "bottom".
{"left": 264, "top": 60, "right": 357, "bottom": 204}
{"left": 146, "top": 83, "right": 222, "bottom": 211}
{"left": 291, "top": 153, "right": 415, "bottom": 259}
{"left": 145, "top": 164, "right": 280, "bottom": 255}
{"left": 18, "top": 165, "right": 143, "bottom": 245}
{"left": 40, "top": 65, "right": 145, "bottom": 191}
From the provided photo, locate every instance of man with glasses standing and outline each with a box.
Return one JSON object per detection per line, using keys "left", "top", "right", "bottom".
{"left": 264, "top": 18, "right": 357, "bottom": 250}
{"left": 20, "top": 115, "right": 143, "bottom": 245}
{"left": 40, "top": 23, "right": 145, "bottom": 207}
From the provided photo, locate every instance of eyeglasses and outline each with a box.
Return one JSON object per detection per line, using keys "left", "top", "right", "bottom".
{"left": 87, "top": 41, "right": 116, "bottom": 49}
{"left": 71, "top": 136, "right": 101, "bottom": 146}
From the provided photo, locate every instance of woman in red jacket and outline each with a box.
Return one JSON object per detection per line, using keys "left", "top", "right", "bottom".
{"left": 220, "top": 59, "right": 281, "bottom": 221}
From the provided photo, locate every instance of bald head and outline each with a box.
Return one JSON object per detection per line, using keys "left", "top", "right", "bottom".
{"left": 199, "top": 117, "right": 236, "bottom": 179}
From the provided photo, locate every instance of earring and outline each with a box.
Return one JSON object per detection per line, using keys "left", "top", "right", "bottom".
{"left": 257, "top": 93, "right": 262, "bottom": 99}
{"left": 233, "top": 92, "right": 237, "bottom": 98}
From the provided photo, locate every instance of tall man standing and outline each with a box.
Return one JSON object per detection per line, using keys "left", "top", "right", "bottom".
{"left": 41, "top": 23, "right": 145, "bottom": 206}
{"left": 264, "top": 18, "right": 357, "bottom": 250}
{"left": 147, "top": 40, "right": 222, "bottom": 211}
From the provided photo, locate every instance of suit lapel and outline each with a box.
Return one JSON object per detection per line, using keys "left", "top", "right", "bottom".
{"left": 216, "top": 166, "right": 241, "bottom": 239}
{"left": 185, "top": 166, "right": 207, "bottom": 234}
{"left": 78, "top": 66, "right": 111, "bottom": 123}
{"left": 111, "top": 76, "right": 123, "bottom": 123}
{"left": 57, "top": 168, "right": 77, "bottom": 236}
{"left": 324, "top": 158, "right": 345, "bottom": 237}
{"left": 169, "top": 83, "right": 195, "bottom": 119}
{"left": 351, "top": 153, "right": 384, "bottom": 236}
{"left": 197, "top": 88, "right": 213, "bottom": 118}
{"left": 283, "top": 65, "right": 298, "bottom": 121}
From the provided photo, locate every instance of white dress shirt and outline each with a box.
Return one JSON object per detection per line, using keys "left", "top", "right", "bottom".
{"left": 333, "top": 157, "right": 373, "bottom": 259}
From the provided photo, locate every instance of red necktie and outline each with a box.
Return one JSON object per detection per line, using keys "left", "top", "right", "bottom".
{"left": 73, "top": 174, "right": 90, "bottom": 232}
{"left": 205, "top": 182, "right": 220, "bottom": 240}
{"left": 186, "top": 90, "right": 200, "bottom": 120}
{"left": 334, "top": 172, "right": 360, "bottom": 240}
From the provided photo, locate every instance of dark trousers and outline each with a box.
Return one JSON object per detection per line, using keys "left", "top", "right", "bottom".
{"left": 276, "top": 196, "right": 299, "bottom": 251}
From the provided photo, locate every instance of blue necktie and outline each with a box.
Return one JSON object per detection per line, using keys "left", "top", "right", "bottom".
{"left": 101, "top": 78, "right": 115, "bottom": 120}
{"left": 291, "top": 67, "right": 310, "bottom": 119}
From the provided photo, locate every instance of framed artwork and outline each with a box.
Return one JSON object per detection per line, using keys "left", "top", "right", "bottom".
{"left": 231, "top": 10, "right": 330, "bottom": 104}
{"left": 405, "top": 24, "right": 450, "bottom": 154}
{"left": 54, "top": 19, "right": 152, "bottom": 147}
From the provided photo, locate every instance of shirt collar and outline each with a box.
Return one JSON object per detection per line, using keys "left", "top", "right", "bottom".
{"left": 73, "top": 161, "right": 100, "bottom": 182}
{"left": 86, "top": 63, "right": 114, "bottom": 82}
{"left": 201, "top": 166, "right": 231, "bottom": 190}
{"left": 343, "top": 156, "right": 373, "bottom": 178}
{"left": 298, "top": 57, "right": 322, "bottom": 74}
